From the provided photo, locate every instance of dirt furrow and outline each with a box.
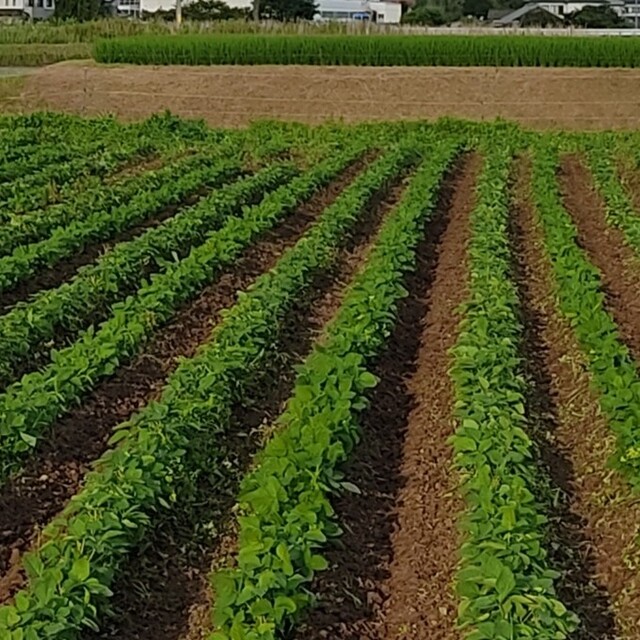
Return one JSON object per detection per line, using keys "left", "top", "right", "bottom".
{"left": 559, "top": 155, "right": 640, "bottom": 362}
{"left": 514, "top": 157, "right": 640, "bottom": 639}
{"left": 0, "top": 184, "right": 213, "bottom": 313}
{"left": 83, "top": 170, "right": 411, "bottom": 640}
{"left": 0, "top": 159, "right": 368, "bottom": 599}
{"left": 291, "top": 153, "right": 479, "bottom": 640}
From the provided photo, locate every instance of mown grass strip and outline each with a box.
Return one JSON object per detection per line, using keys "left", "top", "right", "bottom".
{"left": 0, "top": 163, "right": 297, "bottom": 390}
{"left": 0, "top": 146, "right": 365, "bottom": 484}
{"left": 449, "top": 143, "right": 578, "bottom": 639}
{"left": 0, "top": 143, "right": 412, "bottom": 639}
{"left": 531, "top": 141, "right": 640, "bottom": 488}
{"left": 94, "top": 34, "right": 640, "bottom": 68}
{"left": 210, "top": 138, "right": 460, "bottom": 640}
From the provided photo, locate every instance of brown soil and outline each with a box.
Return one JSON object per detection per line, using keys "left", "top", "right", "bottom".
{"left": 559, "top": 155, "right": 640, "bottom": 361}
{"left": 22, "top": 62, "right": 640, "bottom": 131}
{"left": 82, "top": 166, "right": 409, "bottom": 640}
{"left": 0, "top": 158, "right": 368, "bottom": 605}
{"left": 292, "top": 153, "right": 479, "bottom": 640}
{"left": 514, "top": 157, "right": 640, "bottom": 638}
{"left": 0, "top": 184, "right": 213, "bottom": 314}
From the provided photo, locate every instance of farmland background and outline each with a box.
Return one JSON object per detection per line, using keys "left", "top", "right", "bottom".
{"left": 6, "top": 16, "right": 640, "bottom": 640}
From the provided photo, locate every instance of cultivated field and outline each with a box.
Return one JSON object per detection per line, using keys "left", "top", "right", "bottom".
{"left": 2, "top": 114, "right": 640, "bottom": 640}
{"left": 20, "top": 62, "right": 640, "bottom": 130}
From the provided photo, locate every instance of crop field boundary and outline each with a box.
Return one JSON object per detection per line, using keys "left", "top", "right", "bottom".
{"left": 16, "top": 62, "right": 640, "bottom": 130}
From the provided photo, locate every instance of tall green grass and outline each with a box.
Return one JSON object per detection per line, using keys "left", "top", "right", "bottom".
{"left": 0, "top": 19, "right": 404, "bottom": 46}
{"left": 93, "top": 33, "right": 640, "bottom": 67}
{"left": 0, "top": 44, "right": 90, "bottom": 66}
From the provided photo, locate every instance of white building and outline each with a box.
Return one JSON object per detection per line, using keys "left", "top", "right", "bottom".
{"left": 537, "top": 0, "right": 624, "bottom": 16}
{"left": 312, "top": 0, "right": 402, "bottom": 22}
{"left": 0, "top": 0, "right": 54, "bottom": 20}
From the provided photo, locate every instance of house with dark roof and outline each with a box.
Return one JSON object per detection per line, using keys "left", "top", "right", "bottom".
{"left": 491, "top": 0, "right": 625, "bottom": 24}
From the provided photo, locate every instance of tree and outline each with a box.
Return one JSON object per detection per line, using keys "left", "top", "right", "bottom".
{"left": 402, "top": 5, "right": 448, "bottom": 24}
{"left": 568, "top": 4, "right": 629, "bottom": 27}
{"left": 54, "top": 0, "right": 108, "bottom": 20}
{"left": 462, "top": 0, "right": 491, "bottom": 18}
{"left": 185, "top": 0, "right": 246, "bottom": 19}
{"left": 402, "top": 0, "right": 462, "bottom": 25}
{"left": 152, "top": 0, "right": 247, "bottom": 21}
{"left": 253, "top": 0, "right": 316, "bottom": 20}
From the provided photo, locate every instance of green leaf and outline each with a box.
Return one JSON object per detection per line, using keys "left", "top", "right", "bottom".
{"left": 70, "top": 557, "right": 91, "bottom": 582}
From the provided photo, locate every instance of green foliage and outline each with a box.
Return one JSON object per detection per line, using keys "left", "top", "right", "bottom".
{"left": 449, "top": 142, "right": 578, "bottom": 639}
{"left": 530, "top": 142, "right": 640, "bottom": 489}
{"left": 0, "top": 155, "right": 241, "bottom": 304}
{"left": 254, "top": 0, "right": 317, "bottom": 21}
{"left": 94, "top": 33, "right": 640, "bottom": 67}
{"left": 586, "top": 139, "right": 640, "bottom": 253}
{"left": 461, "top": 0, "right": 491, "bottom": 18}
{"left": 211, "top": 137, "right": 460, "bottom": 640}
{"left": 0, "top": 163, "right": 296, "bottom": 401}
{"left": 54, "top": 0, "right": 109, "bottom": 21}
{"left": 0, "top": 144, "right": 416, "bottom": 640}
{"left": 402, "top": 5, "right": 449, "bottom": 25}
{"left": 0, "top": 148, "right": 362, "bottom": 485}
{"left": 567, "top": 5, "right": 629, "bottom": 28}
{"left": 153, "top": 0, "right": 249, "bottom": 22}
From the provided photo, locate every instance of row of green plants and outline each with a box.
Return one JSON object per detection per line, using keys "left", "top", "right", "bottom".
{"left": 0, "top": 114, "right": 218, "bottom": 218}
{"left": 0, "top": 113, "right": 121, "bottom": 160}
{"left": 0, "top": 163, "right": 296, "bottom": 391}
{"left": 0, "top": 145, "right": 365, "bottom": 483}
{"left": 0, "top": 133, "right": 113, "bottom": 184}
{"left": 0, "top": 142, "right": 155, "bottom": 213}
{"left": 94, "top": 34, "right": 640, "bottom": 68}
{"left": 530, "top": 142, "right": 640, "bottom": 488}
{"left": 0, "top": 113, "right": 141, "bottom": 185}
{"left": 211, "top": 137, "right": 459, "bottom": 640}
{"left": 449, "top": 142, "right": 578, "bottom": 639}
{"left": 0, "top": 154, "right": 241, "bottom": 297}
{"left": 0, "top": 143, "right": 171, "bottom": 233}
{"left": 583, "top": 139, "right": 640, "bottom": 255}
{"left": 0, "top": 149, "right": 170, "bottom": 254}
{"left": 0, "top": 144, "right": 410, "bottom": 639}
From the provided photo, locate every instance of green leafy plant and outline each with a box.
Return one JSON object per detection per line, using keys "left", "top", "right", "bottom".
{"left": 530, "top": 141, "right": 640, "bottom": 488}
{"left": 0, "top": 143, "right": 411, "bottom": 639}
{"left": 449, "top": 141, "right": 578, "bottom": 640}
{"left": 0, "top": 144, "right": 366, "bottom": 482}
{"left": 211, "top": 137, "right": 460, "bottom": 640}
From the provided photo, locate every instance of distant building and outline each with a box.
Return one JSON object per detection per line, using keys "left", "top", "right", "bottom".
{"left": 312, "top": 0, "right": 402, "bottom": 22}
{"left": 491, "top": 0, "right": 625, "bottom": 25}
{"left": 143, "top": 0, "right": 403, "bottom": 22}
{"left": 0, "top": 0, "right": 54, "bottom": 20}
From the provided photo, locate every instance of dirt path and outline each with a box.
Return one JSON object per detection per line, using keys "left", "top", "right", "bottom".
{"left": 292, "top": 153, "right": 479, "bottom": 640}
{"left": 559, "top": 155, "right": 640, "bottom": 362}
{"left": 0, "top": 159, "right": 368, "bottom": 603}
{"left": 22, "top": 63, "right": 640, "bottom": 130}
{"left": 85, "top": 169, "right": 411, "bottom": 640}
{"left": 514, "top": 157, "right": 640, "bottom": 639}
